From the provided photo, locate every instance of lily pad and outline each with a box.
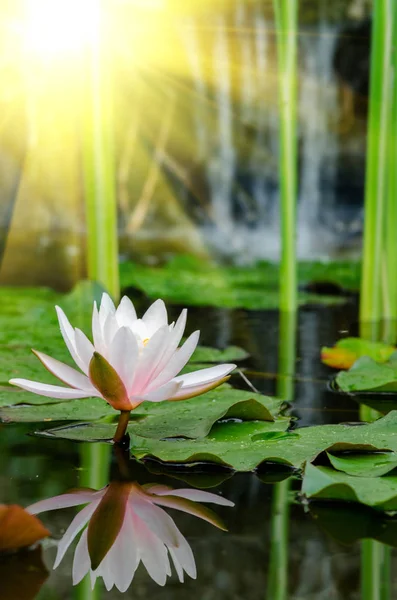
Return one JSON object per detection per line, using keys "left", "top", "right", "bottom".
{"left": 309, "top": 502, "right": 397, "bottom": 547}
{"left": 335, "top": 357, "right": 397, "bottom": 393}
{"left": 321, "top": 337, "right": 396, "bottom": 370}
{"left": 190, "top": 345, "right": 249, "bottom": 363}
{"left": 327, "top": 451, "right": 397, "bottom": 478}
{"left": 121, "top": 411, "right": 397, "bottom": 471}
{"left": 3, "top": 388, "right": 286, "bottom": 440}
{"left": 302, "top": 463, "right": 397, "bottom": 510}
{"left": 120, "top": 257, "right": 352, "bottom": 310}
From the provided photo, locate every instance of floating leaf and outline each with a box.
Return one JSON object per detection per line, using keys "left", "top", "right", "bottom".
{"left": 309, "top": 502, "right": 397, "bottom": 547}
{"left": 327, "top": 451, "right": 397, "bottom": 478}
{"left": 303, "top": 463, "right": 397, "bottom": 510}
{"left": 31, "top": 389, "right": 286, "bottom": 440}
{"left": 335, "top": 357, "right": 397, "bottom": 393}
{"left": 190, "top": 345, "right": 249, "bottom": 363}
{"left": 321, "top": 338, "right": 396, "bottom": 370}
{"left": 122, "top": 412, "right": 397, "bottom": 471}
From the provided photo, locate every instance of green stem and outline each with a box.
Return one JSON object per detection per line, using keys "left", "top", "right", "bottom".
{"left": 360, "top": 0, "right": 394, "bottom": 323}
{"left": 83, "top": 0, "right": 119, "bottom": 300}
{"left": 273, "top": 0, "right": 298, "bottom": 313}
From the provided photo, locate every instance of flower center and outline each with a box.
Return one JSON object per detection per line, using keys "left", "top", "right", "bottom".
{"left": 143, "top": 337, "right": 149, "bottom": 346}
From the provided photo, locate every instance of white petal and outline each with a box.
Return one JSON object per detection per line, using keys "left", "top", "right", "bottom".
{"left": 115, "top": 296, "right": 137, "bottom": 328}
{"left": 74, "top": 329, "right": 95, "bottom": 374}
{"left": 92, "top": 302, "right": 105, "bottom": 354}
{"left": 132, "top": 497, "right": 180, "bottom": 547}
{"left": 55, "top": 306, "right": 86, "bottom": 372}
{"left": 131, "top": 325, "right": 170, "bottom": 394}
{"left": 148, "top": 309, "right": 188, "bottom": 382}
{"left": 173, "top": 364, "right": 236, "bottom": 387}
{"left": 27, "top": 490, "right": 102, "bottom": 515}
{"left": 137, "top": 380, "right": 182, "bottom": 403}
{"left": 34, "top": 351, "right": 97, "bottom": 393}
{"left": 54, "top": 498, "right": 102, "bottom": 569}
{"left": 169, "top": 529, "right": 196, "bottom": 580}
{"left": 108, "top": 327, "right": 138, "bottom": 394}
{"left": 9, "top": 378, "right": 96, "bottom": 400}
{"left": 72, "top": 529, "right": 91, "bottom": 585}
{"left": 146, "top": 330, "right": 199, "bottom": 392}
{"left": 99, "top": 293, "right": 116, "bottom": 328}
{"left": 142, "top": 300, "right": 168, "bottom": 337}
{"left": 150, "top": 487, "right": 235, "bottom": 507}
{"left": 131, "top": 511, "right": 169, "bottom": 586}
{"left": 129, "top": 319, "right": 148, "bottom": 341}
{"left": 103, "top": 507, "right": 138, "bottom": 593}
{"left": 102, "top": 313, "right": 120, "bottom": 350}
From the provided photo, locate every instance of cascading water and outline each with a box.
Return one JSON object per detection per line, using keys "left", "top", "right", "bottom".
{"left": 180, "top": 0, "right": 367, "bottom": 262}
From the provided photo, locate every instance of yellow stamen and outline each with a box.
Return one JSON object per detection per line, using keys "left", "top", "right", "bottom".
{"left": 143, "top": 338, "right": 149, "bottom": 346}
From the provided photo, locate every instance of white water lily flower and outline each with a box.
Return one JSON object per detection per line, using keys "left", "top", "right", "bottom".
{"left": 10, "top": 294, "right": 236, "bottom": 413}
{"left": 27, "top": 482, "right": 234, "bottom": 592}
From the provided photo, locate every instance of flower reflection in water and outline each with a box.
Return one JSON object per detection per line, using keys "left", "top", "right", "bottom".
{"left": 28, "top": 480, "right": 234, "bottom": 592}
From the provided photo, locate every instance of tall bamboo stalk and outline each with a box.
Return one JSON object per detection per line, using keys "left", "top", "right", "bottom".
{"left": 83, "top": 1, "right": 119, "bottom": 300}
{"left": 273, "top": 0, "right": 298, "bottom": 313}
{"left": 361, "top": 540, "right": 391, "bottom": 600}
{"left": 360, "top": 0, "right": 394, "bottom": 324}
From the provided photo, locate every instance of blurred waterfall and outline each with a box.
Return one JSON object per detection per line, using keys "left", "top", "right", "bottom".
{"left": 180, "top": 2, "right": 364, "bottom": 262}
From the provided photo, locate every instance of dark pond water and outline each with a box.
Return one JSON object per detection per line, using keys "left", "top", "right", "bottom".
{"left": 2, "top": 299, "right": 395, "bottom": 600}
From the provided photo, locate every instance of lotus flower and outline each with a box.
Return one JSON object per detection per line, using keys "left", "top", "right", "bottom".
{"left": 10, "top": 294, "right": 235, "bottom": 440}
{"left": 27, "top": 482, "right": 234, "bottom": 592}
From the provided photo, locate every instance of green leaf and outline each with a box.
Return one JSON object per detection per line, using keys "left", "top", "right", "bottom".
{"left": 327, "top": 451, "right": 397, "bottom": 478}
{"left": 321, "top": 337, "right": 396, "bottom": 370}
{"left": 119, "top": 412, "right": 397, "bottom": 471}
{"left": 190, "top": 345, "right": 249, "bottom": 363}
{"left": 30, "top": 389, "right": 286, "bottom": 440}
{"left": 336, "top": 356, "right": 397, "bottom": 392}
{"left": 119, "top": 258, "right": 352, "bottom": 310}
{"left": 309, "top": 502, "right": 397, "bottom": 547}
{"left": 303, "top": 463, "right": 397, "bottom": 510}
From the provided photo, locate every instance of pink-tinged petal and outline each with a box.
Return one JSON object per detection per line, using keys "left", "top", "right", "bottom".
{"left": 138, "top": 380, "right": 182, "bottom": 403}
{"left": 9, "top": 379, "right": 95, "bottom": 400}
{"left": 131, "top": 496, "right": 180, "bottom": 547}
{"left": 148, "top": 309, "right": 187, "bottom": 382}
{"left": 132, "top": 325, "right": 170, "bottom": 394}
{"left": 54, "top": 498, "right": 103, "bottom": 569}
{"left": 27, "top": 490, "right": 103, "bottom": 515}
{"left": 74, "top": 329, "right": 95, "bottom": 374}
{"left": 72, "top": 529, "right": 90, "bottom": 585}
{"left": 92, "top": 301, "right": 105, "bottom": 354}
{"left": 33, "top": 351, "right": 97, "bottom": 393}
{"left": 166, "top": 378, "right": 230, "bottom": 402}
{"left": 55, "top": 306, "right": 86, "bottom": 372}
{"left": 99, "top": 507, "right": 138, "bottom": 593}
{"left": 87, "top": 483, "right": 130, "bottom": 571}
{"left": 151, "top": 496, "right": 229, "bottom": 531}
{"left": 131, "top": 511, "right": 169, "bottom": 586}
{"left": 148, "top": 486, "right": 235, "bottom": 507}
{"left": 89, "top": 353, "right": 132, "bottom": 411}
{"left": 142, "top": 299, "right": 168, "bottom": 337}
{"left": 173, "top": 364, "right": 236, "bottom": 387}
{"left": 115, "top": 296, "right": 137, "bottom": 329}
{"left": 99, "top": 293, "right": 116, "bottom": 328}
{"left": 169, "top": 529, "right": 196, "bottom": 581}
{"left": 108, "top": 327, "right": 138, "bottom": 394}
{"left": 146, "top": 330, "right": 199, "bottom": 392}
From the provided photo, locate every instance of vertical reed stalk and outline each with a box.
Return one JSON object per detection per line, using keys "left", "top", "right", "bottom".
{"left": 267, "top": 311, "right": 297, "bottom": 600}
{"left": 383, "top": 3, "right": 397, "bottom": 336}
{"left": 361, "top": 540, "right": 391, "bottom": 600}
{"left": 273, "top": 0, "right": 298, "bottom": 312}
{"left": 83, "top": 1, "right": 119, "bottom": 300}
{"left": 75, "top": 443, "right": 111, "bottom": 600}
{"left": 360, "top": 0, "right": 394, "bottom": 324}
